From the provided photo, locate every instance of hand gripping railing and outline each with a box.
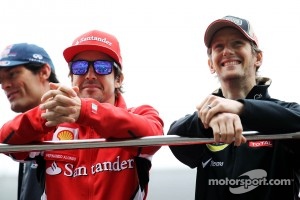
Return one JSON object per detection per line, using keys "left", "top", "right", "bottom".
{"left": 1, "top": 131, "right": 300, "bottom": 153}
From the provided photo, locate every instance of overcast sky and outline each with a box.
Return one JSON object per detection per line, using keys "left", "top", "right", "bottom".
{"left": 1, "top": 0, "right": 300, "bottom": 174}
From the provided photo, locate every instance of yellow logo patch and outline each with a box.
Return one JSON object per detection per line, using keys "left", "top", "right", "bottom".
{"left": 206, "top": 143, "right": 229, "bottom": 152}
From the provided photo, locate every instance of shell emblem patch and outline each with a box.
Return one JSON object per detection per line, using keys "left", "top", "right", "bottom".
{"left": 57, "top": 130, "right": 74, "bottom": 140}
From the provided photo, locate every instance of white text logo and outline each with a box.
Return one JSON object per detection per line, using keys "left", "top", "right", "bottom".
{"left": 208, "top": 169, "right": 292, "bottom": 194}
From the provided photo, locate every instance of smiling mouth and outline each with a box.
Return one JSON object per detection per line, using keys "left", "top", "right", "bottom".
{"left": 222, "top": 61, "right": 241, "bottom": 67}
{"left": 7, "top": 91, "right": 19, "bottom": 101}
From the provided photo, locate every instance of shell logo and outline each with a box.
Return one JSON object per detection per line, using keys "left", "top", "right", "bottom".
{"left": 57, "top": 130, "right": 74, "bottom": 140}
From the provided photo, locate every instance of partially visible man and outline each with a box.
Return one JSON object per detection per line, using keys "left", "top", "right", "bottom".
{"left": 167, "top": 16, "right": 300, "bottom": 199}
{"left": 0, "top": 30, "right": 164, "bottom": 200}
{"left": 0, "top": 43, "right": 59, "bottom": 200}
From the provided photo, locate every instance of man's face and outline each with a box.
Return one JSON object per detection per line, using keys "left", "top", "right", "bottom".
{"left": 0, "top": 66, "right": 47, "bottom": 112}
{"left": 208, "top": 27, "right": 260, "bottom": 82}
{"left": 71, "top": 50, "right": 122, "bottom": 105}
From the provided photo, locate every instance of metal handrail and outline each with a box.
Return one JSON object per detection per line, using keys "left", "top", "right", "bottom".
{"left": 1, "top": 131, "right": 300, "bottom": 153}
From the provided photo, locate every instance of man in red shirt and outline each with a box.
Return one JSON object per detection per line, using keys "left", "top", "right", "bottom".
{"left": 0, "top": 30, "right": 164, "bottom": 200}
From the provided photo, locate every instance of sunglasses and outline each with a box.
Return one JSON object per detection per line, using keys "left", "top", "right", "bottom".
{"left": 70, "top": 60, "right": 118, "bottom": 75}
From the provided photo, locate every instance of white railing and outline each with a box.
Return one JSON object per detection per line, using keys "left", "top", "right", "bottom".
{"left": 1, "top": 131, "right": 300, "bottom": 153}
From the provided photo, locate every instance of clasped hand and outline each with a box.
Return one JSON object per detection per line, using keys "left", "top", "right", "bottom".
{"left": 196, "top": 95, "right": 247, "bottom": 146}
{"left": 40, "top": 83, "right": 81, "bottom": 127}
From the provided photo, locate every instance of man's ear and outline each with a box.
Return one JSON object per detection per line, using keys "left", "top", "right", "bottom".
{"left": 115, "top": 74, "right": 124, "bottom": 88}
{"left": 255, "top": 52, "right": 263, "bottom": 68}
{"left": 39, "top": 64, "right": 51, "bottom": 81}
{"left": 208, "top": 59, "right": 215, "bottom": 74}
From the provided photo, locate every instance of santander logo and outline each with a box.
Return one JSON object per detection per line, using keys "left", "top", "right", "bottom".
{"left": 248, "top": 140, "right": 273, "bottom": 148}
{"left": 76, "top": 36, "right": 112, "bottom": 46}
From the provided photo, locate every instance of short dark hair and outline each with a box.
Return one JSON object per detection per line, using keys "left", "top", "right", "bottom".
{"left": 24, "top": 63, "right": 59, "bottom": 83}
{"left": 113, "top": 62, "right": 124, "bottom": 95}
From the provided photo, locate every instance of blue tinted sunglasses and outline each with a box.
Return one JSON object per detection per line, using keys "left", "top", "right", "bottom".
{"left": 70, "top": 60, "right": 118, "bottom": 75}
